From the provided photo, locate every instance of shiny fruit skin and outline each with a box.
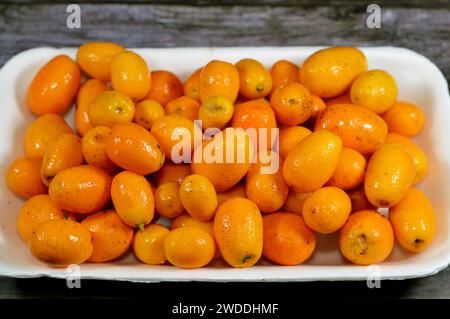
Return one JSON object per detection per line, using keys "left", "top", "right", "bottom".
{"left": 278, "top": 126, "right": 312, "bottom": 159}
{"left": 283, "top": 189, "right": 311, "bottom": 216}
{"left": 134, "top": 99, "right": 165, "bottom": 130}
{"left": 263, "top": 212, "right": 316, "bottom": 265}
{"left": 111, "top": 171, "right": 155, "bottom": 228}
{"left": 200, "top": 60, "right": 240, "bottom": 103}
{"left": 29, "top": 219, "right": 93, "bottom": 267}
{"left": 382, "top": 101, "right": 425, "bottom": 137}
{"left": 236, "top": 58, "right": 272, "bottom": 99}
{"left": 146, "top": 70, "right": 183, "bottom": 106}
{"left": 347, "top": 186, "right": 375, "bottom": 213}
{"left": 24, "top": 114, "right": 73, "bottom": 159}
{"left": 183, "top": 68, "right": 202, "bottom": 101}
{"left": 41, "top": 134, "right": 84, "bottom": 186}
{"left": 283, "top": 130, "right": 342, "bottom": 193}
{"left": 49, "top": 165, "right": 111, "bottom": 214}
{"left": 107, "top": 122, "right": 165, "bottom": 175}
{"left": 303, "top": 186, "right": 351, "bottom": 234}
{"left": 81, "top": 210, "right": 134, "bottom": 262}
{"left": 179, "top": 174, "right": 218, "bottom": 221}
{"left": 191, "top": 128, "right": 254, "bottom": 192}
{"left": 325, "top": 93, "right": 351, "bottom": 107}
{"left": 216, "top": 182, "right": 247, "bottom": 206}
{"left": 299, "top": 46, "right": 368, "bottom": 98}
{"left": 110, "top": 51, "right": 151, "bottom": 100}
{"left": 326, "top": 147, "right": 366, "bottom": 190}
{"left": 17, "top": 194, "right": 67, "bottom": 242}
{"left": 270, "top": 82, "right": 312, "bottom": 126}
{"left": 389, "top": 188, "right": 436, "bottom": 253}
{"left": 6, "top": 157, "right": 47, "bottom": 199}
{"left": 164, "top": 227, "right": 215, "bottom": 269}
{"left": 151, "top": 114, "right": 200, "bottom": 161}
{"left": 384, "top": 133, "right": 428, "bottom": 184}
{"left": 27, "top": 55, "right": 80, "bottom": 115}
{"left": 76, "top": 42, "right": 124, "bottom": 82}
{"left": 235, "top": 97, "right": 270, "bottom": 109}
{"left": 364, "top": 143, "right": 415, "bottom": 208}
{"left": 172, "top": 213, "right": 213, "bottom": 234}
{"left": 270, "top": 60, "right": 299, "bottom": 95}
{"left": 154, "top": 182, "right": 185, "bottom": 219}
{"left": 310, "top": 95, "right": 326, "bottom": 119}
{"left": 165, "top": 96, "right": 200, "bottom": 121}
{"left": 350, "top": 70, "right": 398, "bottom": 113}
{"left": 339, "top": 210, "right": 394, "bottom": 265}
{"left": 214, "top": 198, "right": 263, "bottom": 268}
{"left": 245, "top": 152, "right": 288, "bottom": 213}
{"left": 88, "top": 90, "right": 135, "bottom": 127}
{"left": 315, "top": 103, "right": 388, "bottom": 155}
{"left": 171, "top": 213, "right": 222, "bottom": 259}
{"left": 231, "top": 100, "right": 277, "bottom": 151}
{"left": 133, "top": 224, "right": 170, "bottom": 265}
{"left": 199, "top": 96, "right": 234, "bottom": 130}
{"left": 75, "top": 79, "right": 108, "bottom": 136}
{"left": 154, "top": 162, "right": 191, "bottom": 186}
{"left": 82, "top": 126, "right": 118, "bottom": 174}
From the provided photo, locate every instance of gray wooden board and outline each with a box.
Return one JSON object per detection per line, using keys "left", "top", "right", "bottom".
{"left": 0, "top": 2, "right": 449, "bottom": 298}
{"left": 0, "top": 3, "right": 449, "bottom": 83}
{"left": 3, "top": 1, "right": 450, "bottom": 8}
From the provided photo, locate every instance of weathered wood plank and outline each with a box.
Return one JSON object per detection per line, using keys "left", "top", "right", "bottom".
{"left": 1, "top": 4, "right": 449, "bottom": 83}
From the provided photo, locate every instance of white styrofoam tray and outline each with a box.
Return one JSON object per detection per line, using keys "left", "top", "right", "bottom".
{"left": 0, "top": 47, "right": 449, "bottom": 282}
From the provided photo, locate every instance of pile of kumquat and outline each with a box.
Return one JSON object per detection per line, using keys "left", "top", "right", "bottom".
{"left": 5, "top": 42, "right": 436, "bottom": 269}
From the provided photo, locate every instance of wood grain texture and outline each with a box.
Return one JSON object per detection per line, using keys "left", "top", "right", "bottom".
{"left": 3, "top": 1, "right": 450, "bottom": 8}
{"left": 0, "top": 2, "right": 449, "bottom": 298}
{"left": 0, "top": 4, "right": 449, "bottom": 83}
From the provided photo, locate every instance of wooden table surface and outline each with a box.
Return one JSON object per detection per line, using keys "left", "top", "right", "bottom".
{"left": 1, "top": 0, "right": 449, "bottom": 299}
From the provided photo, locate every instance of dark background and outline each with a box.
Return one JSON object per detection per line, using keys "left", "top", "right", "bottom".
{"left": 0, "top": 0, "right": 449, "bottom": 299}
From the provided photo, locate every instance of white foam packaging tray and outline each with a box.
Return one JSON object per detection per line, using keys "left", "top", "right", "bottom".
{"left": 0, "top": 46, "right": 449, "bottom": 282}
